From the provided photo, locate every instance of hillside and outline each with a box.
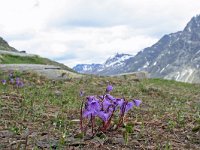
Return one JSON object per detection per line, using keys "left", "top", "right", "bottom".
{"left": 0, "top": 53, "right": 75, "bottom": 73}
{"left": 0, "top": 37, "right": 17, "bottom": 51}
{"left": 0, "top": 71, "right": 199, "bottom": 149}
{"left": 0, "top": 37, "right": 75, "bottom": 73}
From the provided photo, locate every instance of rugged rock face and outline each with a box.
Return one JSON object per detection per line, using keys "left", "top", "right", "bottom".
{"left": 73, "top": 53, "right": 133, "bottom": 75}
{"left": 123, "top": 15, "right": 200, "bottom": 83}
{"left": 0, "top": 37, "right": 17, "bottom": 51}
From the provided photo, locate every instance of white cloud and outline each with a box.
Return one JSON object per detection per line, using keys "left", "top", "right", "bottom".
{"left": 0, "top": 0, "right": 200, "bottom": 67}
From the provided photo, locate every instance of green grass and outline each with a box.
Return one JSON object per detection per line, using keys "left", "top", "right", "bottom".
{"left": 0, "top": 71, "right": 199, "bottom": 149}
{"left": 1, "top": 54, "right": 47, "bottom": 64}
{"left": 0, "top": 54, "right": 76, "bottom": 73}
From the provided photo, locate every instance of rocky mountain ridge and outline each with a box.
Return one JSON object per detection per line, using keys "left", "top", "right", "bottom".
{"left": 123, "top": 15, "right": 200, "bottom": 83}
{"left": 73, "top": 15, "right": 200, "bottom": 83}
{"left": 73, "top": 53, "right": 133, "bottom": 75}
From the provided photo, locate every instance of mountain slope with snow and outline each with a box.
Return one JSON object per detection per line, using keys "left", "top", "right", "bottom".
{"left": 72, "top": 64, "right": 103, "bottom": 74}
{"left": 123, "top": 15, "right": 200, "bottom": 83}
{"left": 73, "top": 53, "right": 133, "bottom": 75}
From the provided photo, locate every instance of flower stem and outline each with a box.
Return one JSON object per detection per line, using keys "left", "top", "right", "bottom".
{"left": 117, "top": 101, "right": 127, "bottom": 129}
{"left": 91, "top": 114, "right": 94, "bottom": 136}
{"left": 80, "top": 99, "right": 84, "bottom": 132}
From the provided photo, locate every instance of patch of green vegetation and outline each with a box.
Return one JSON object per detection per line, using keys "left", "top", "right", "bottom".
{"left": 1, "top": 54, "right": 46, "bottom": 64}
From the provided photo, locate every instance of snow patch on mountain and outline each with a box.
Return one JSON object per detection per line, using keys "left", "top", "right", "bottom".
{"left": 73, "top": 53, "right": 133, "bottom": 74}
{"left": 104, "top": 53, "right": 133, "bottom": 68}
{"left": 73, "top": 64, "right": 102, "bottom": 73}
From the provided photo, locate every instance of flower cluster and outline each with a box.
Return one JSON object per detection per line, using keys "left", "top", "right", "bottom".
{"left": 1, "top": 72, "right": 24, "bottom": 88}
{"left": 15, "top": 77, "right": 24, "bottom": 87}
{"left": 80, "top": 85, "right": 141, "bottom": 135}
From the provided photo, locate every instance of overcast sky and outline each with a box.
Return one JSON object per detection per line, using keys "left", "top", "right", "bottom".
{"left": 0, "top": 0, "right": 200, "bottom": 67}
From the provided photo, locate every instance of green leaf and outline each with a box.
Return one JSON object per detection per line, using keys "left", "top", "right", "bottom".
{"left": 192, "top": 126, "right": 200, "bottom": 132}
{"left": 74, "top": 132, "right": 84, "bottom": 139}
{"left": 125, "top": 124, "right": 133, "bottom": 133}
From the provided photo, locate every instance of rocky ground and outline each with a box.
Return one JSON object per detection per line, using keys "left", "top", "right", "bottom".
{"left": 0, "top": 64, "right": 82, "bottom": 80}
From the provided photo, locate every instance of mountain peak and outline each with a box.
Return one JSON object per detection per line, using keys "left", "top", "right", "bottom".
{"left": 184, "top": 14, "right": 200, "bottom": 32}
{"left": 73, "top": 64, "right": 102, "bottom": 73}
{"left": 104, "top": 53, "right": 133, "bottom": 68}
{"left": 73, "top": 53, "right": 133, "bottom": 75}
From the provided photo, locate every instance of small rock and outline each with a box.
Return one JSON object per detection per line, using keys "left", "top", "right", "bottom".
{"left": 0, "top": 130, "right": 14, "bottom": 138}
{"left": 36, "top": 139, "right": 58, "bottom": 149}
{"left": 54, "top": 90, "right": 62, "bottom": 96}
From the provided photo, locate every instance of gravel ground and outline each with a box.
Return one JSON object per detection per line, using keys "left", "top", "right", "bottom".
{"left": 0, "top": 64, "right": 82, "bottom": 80}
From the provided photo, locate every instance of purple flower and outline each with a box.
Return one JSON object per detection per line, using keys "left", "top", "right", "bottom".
{"left": 15, "top": 78, "right": 24, "bottom": 87}
{"left": 108, "top": 106, "right": 115, "bottom": 113}
{"left": 17, "top": 81, "right": 24, "bottom": 87}
{"left": 97, "top": 111, "right": 110, "bottom": 122}
{"left": 83, "top": 98, "right": 101, "bottom": 118}
{"left": 133, "top": 99, "right": 142, "bottom": 107}
{"left": 114, "top": 98, "right": 124, "bottom": 107}
{"left": 88, "top": 99, "right": 101, "bottom": 111}
{"left": 105, "top": 94, "right": 115, "bottom": 101}
{"left": 16, "top": 77, "right": 20, "bottom": 84}
{"left": 10, "top": 78, "right": 15, "bottom": 84}
{"left": 125, "top": 101, "right": 134, "bottom": 112}
{"left": 80, "top": 91, "right": 84, "bottom": 97}
{"left": 120, "top": 101, "right": 134, "bottom": 114}
{"left": 80, "top": 84, "right": 142, "bottom": 134}
{"left": 103, "top": 99, "right": 112, "bottom": 110}
{"left": 9, "top": 73, "right": 13, "bottom": 78}
{"left": 1, "top": 79, "right": 6, "bottom": 85}
{"left": 83, "top": 110, "right": 93, "bottom": 118}
{"left": 99, "top": 95, "right": 104, "bottom": 100}
{"left": 106, "top": 85, "right": 113, "bottom": 92}
{"left": 86, "top": 96, "right": 95, "bottom": 102}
